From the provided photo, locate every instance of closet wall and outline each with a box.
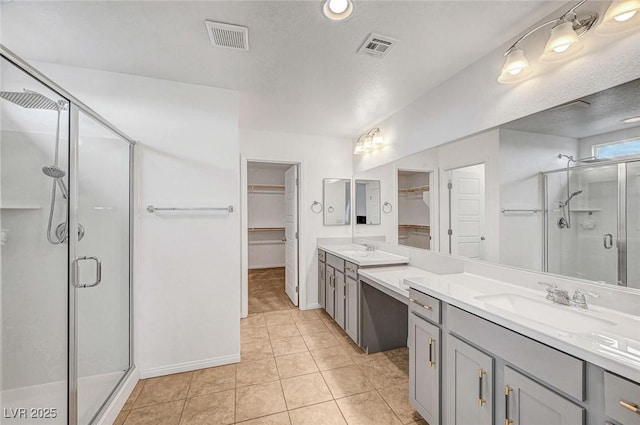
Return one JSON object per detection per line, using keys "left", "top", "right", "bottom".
{"left": 247, "top": 162, "right": 289, "bottom": 269}
{"left": 398, "top": 171, "right": 431, "bottom": 249}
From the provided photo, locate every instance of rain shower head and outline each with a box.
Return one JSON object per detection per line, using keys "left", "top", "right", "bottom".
{"left": 0, "top": 89, "right": 66, "bottom": 110}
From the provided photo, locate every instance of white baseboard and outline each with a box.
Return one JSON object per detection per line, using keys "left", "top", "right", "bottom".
{"left": 96, "top": 366, "right": 139, "bottom": 425}
{"left": 303, "top": 303, "right": 322, "bottom": 310}
{"left": 139, "top": 354, "right": 240, "bottom": 379}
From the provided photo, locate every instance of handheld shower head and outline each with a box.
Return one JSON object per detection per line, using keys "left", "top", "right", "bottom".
{"left": 42, "top": 165, "right": 69, "bottom": 199}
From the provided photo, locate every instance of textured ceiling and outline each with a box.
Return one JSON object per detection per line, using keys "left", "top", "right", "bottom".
{"left": 1, "top": 1, "right": 564, "bottom": 139}
{"left": 502, "top": 78, "right": 640, "bottom": 139}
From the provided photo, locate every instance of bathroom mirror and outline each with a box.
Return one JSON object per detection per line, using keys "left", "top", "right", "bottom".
{"left": 355, "top": 77, "right": 640, "bottom": 290}
{"left": 323, "top": 178, "right": 351, "bottom": 226}
{"left": 355, "top": 180, "right": 381, "bottom": 225}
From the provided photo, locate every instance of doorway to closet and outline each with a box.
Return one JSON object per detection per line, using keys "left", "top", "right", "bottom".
{"left": 247, "top": 161, "right": 299, "bottom": 314}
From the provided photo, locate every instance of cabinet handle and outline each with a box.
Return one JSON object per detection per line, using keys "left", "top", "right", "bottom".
{"left": 428, "top": 338, "right": 435, "bottom": 367}
{"left": 505, "top": 386, "right": 513, "bottom": 425}
{"left": 409, "top": 298, "right": 432, "bottom": 311}
{"left": 478, "top": 369, "right": 486, "bottom": 406}
{"left": 620, "top": 400, "right": 640, "bottom": 413}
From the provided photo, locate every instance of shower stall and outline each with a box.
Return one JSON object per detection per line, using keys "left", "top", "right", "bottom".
{"left": 542, "top": 158, "right": 640, "bottom": 289}
{"left": 1, "top": 46, "right": 134, "bottom": 424}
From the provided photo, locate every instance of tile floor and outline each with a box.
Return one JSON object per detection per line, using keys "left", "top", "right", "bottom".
{"left": 115, "top": 268, "right": 426, "bottom": 425}
{"left": 248, "top": 268, "right": 296, "bottom": 314}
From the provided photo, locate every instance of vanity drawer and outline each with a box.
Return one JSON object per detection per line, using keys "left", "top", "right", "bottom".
{"left": 345, "top": 262, "right": 358, "bottom": 280}
{"left": 327, "top": 253, "right": 345, "bottom": 270}
{"left": 318, "top": 250, "right": 326, "bottom": 263}
{"left": 408, "top": 288, "right": 441, "bottom": 325}
{"left": 605, "top": 372, "right": 640, "bottom": 425}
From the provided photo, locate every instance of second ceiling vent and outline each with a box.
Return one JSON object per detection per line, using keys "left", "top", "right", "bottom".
{"left": 205, "top": 21, "right": 249, "bottom": 51}
{"left": 358, "top": 33, "right": 397, "bottom": 58}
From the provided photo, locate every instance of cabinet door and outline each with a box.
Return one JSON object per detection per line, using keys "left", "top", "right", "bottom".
{"left": 335, "top": 270, "right": 346, "bottom": 329}
{"left": 446, "top": 336, "right": 493, "bottom": 425}
{"left": 319, "top": 262, "right": 326, "bottom": 308}
{"left": 325, "top": 266, "right": 335, "bottom": 319}
{"left": 504, "top": 367, "right": 584, "bottom": 425}
{"left": 345, "top": 275, "right": 358, "bottom": 343}
{"left": 409, "top": 312, "right": 440, "bottom": 425}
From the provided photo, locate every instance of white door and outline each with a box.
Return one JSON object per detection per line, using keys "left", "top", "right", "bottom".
{"left": 449, "top": 165, "right": 485, "bottom": 259}
{"left": 284, "top": 165, "right": 299, "bottom": 306}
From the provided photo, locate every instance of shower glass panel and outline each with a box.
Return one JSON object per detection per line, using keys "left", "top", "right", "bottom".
{"left": 75, "top": 111, "right": 131, "bottom": 425}
{"left": 544, "top": 164, "right": 621, "bottom": 285}
{"left": 627, "top": 161, "right": 640, "bottom": 289}
{"left": 1, "top": 57, "right": 70, "bottom": 424}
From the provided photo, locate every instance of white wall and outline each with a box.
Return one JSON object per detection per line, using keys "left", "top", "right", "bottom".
{"left": 498, "top": 129, "right": 578, "bottom": 271}
{"left": 241, "top": 129, "right": 352, "bottom": 312}
{"left": 354, "top": 4, "right": 640, "bottom": 174}
{"left": 33, "top": 61, "right": 242, "bottom": 378}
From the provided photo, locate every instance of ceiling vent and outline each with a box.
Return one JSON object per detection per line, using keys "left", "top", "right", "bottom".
{"left": 358, "top": 33, "right": 397, "bottom": 58}
{"left": 205, "top": 21, "right": 249, "bottom": 51}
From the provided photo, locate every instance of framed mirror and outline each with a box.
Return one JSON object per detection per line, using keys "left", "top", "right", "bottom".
{"left": 323, "top": 178, "right": 351, "bottom": 226}
{"left": 354, "top": 77, "right": 640, "bottom": 290}
{"left": 355, "top": 180, "right": 381, "bottom": 225}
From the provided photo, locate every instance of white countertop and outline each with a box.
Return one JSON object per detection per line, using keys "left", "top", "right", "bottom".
{"left": 358, "top": 266, "right": 440, "bottom": 299}
{"left": 318, "top": 243, "right": 409, "bottom": 267}
{"left": 406, "top": 272, "right": 640, "bottom": 383}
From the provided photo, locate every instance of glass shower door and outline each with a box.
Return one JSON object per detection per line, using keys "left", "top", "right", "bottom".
{"left": 71, "top": 110, "right": 131, "bottom": 425}
{"left": 545, "top": 164, "right": 620, "bottom": 284}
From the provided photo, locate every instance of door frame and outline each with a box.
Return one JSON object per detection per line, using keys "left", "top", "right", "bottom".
{"left": 395, "top": 167, "right": 439, "bottom": 252}
{"left": 240, "top": 157, "right": 301, "bottom": 317}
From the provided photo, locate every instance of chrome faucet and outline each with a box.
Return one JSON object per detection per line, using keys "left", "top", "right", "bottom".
{"left": 362, "top": 242, "right": 376, "bottom": 252}
{"left": 538, "top": 283, "right": 588, "bottom": 309}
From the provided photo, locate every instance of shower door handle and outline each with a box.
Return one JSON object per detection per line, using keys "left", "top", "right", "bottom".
{"left": 603, "top": 234, "right": 614, "bottom": 249}
{"left": 73, "top": 256, "right": 102, "bottom": 288}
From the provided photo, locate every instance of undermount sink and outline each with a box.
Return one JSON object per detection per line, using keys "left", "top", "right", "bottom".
{"left": 475, "top": 293, "right": 617, "bottom": 334}
{"left": 337, "top": 249, "right": 370, "bottom": 257}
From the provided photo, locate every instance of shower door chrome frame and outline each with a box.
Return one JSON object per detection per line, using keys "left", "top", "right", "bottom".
{"left": 1, "top": 44, "right": 137, "bottom": 425}
{"left": 618, "top": 162, "right": 627, "bottom": 286}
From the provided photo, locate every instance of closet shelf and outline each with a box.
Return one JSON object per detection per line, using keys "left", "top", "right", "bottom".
{"left": 248, "top": 227, "right": 285, "bottom": 232}
{"left": 248, "top": 184, "right": 285, "bottom": 194}
{"left": 398, "top": 185, "right": 430, "bottom": 194}
{"left": 399, "top": 224, "right": 430, "bottom": 231}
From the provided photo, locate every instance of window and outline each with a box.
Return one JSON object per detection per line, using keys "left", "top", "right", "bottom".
{"left": 594, "top": 138, "right": 640, "bottom": 159}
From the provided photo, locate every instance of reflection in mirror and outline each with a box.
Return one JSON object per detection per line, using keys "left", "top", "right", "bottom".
{"left": 355, "top": 180, "right": 381, "bottom": 225}
{"left": 323, "top": 178, "right": 351, "bottom": 226}
{"left": 398, "top": 170, "right": 432, "bottom": 249}
{"left": 446, "top": 164, "right": 486, "bottom": 259}
{"left": 355, "top": 77, "right": 640, "bottom": 291}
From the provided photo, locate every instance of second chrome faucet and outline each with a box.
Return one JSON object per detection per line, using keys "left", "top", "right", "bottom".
{"left": 538, "top": 282, "right": 588, "bottom": 309}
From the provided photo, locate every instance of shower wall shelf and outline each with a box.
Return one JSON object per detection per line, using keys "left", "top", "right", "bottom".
{"left": 0, "top": 204, "right": 42, "bottom": 210}
{"left": 552, "top": 208, "right": 603, "bottom": 213}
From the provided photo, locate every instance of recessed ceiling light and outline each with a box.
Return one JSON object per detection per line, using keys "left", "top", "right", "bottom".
{"left": 622, "top": 116, "right": 640, "bottom": 124}
{"left": 322, "top": 0, "right": 354, "bottom": 21}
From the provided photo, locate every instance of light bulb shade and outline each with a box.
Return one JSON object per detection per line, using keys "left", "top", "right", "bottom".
{"left": 353, "top": 141, "right": 365, "bottom": 154}
{"left": 597, "top": 0, "right": 640, "bottom": 33}
{"left": 497, "top": 48, "right": 531, "bottom": 84}
{"left": 323, "top": 0, "right": 354, "bottom": 21}
{"left": 371, "top": 129, "right": 385, "bottom": 146}
{"left": 540, "top": 21, "right": 583, "bottom": 62}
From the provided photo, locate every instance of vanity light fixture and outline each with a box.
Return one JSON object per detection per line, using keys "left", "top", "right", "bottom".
{"left": 354, "top": 128, "right": 385, "bottom": 155}
{"left": 322, "top": 0, "right": 354, "bottom": 21}
{"left": 597, "top": 0, "right": 640, "bottom": 33}
{"left": 498, "top": 0, "right": 598, "bottom": 83}
{"left": 622, "top": 116, "right": 640, "bottom": 123}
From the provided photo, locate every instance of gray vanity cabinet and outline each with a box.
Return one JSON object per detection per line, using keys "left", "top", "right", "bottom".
{"left": 318, "top": 251, "right": 326, "bottom": 309}
{"left": 409, "top": 310, "right": 440, "bottom": 425}
{"left": 446, "top": 336, "right": 493, "bottom": 425}
{"left": 325, "top": 266, "right": 335, "bottom": 319}
{"left": 504, "top": 367, "right": 584, "bottom": 425}
{"left": 345, "top": 275, "right": 358, "bottom": 342}
{"left": 334, "top": 269, "right": 346, "bottom": 328}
